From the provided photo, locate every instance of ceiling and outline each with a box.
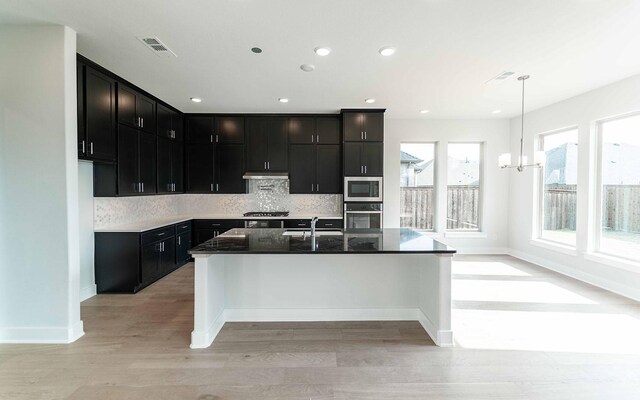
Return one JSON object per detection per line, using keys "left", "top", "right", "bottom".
{"left": 1, "top": 0, "right": 640, "bottom": 118}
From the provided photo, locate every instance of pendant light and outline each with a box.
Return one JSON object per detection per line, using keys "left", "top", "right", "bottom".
{"left": 499, "top": 75, "right": 546, "bottom": 171}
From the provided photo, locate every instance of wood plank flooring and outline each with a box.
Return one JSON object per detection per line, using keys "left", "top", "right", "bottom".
{"left": 1, "top": 255, "right": 640, "bottom": 399}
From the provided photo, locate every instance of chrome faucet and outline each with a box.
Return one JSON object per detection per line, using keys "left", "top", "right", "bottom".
{"left": 310, "top": 217, "right": 319, "bottom": 237}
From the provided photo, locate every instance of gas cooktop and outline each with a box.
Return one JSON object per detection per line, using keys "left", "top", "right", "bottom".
{"left": 243, "top": 211, "right": 290, "bottom": 218}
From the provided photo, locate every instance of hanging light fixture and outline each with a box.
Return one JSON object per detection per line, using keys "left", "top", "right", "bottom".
{"left": 499, "top": 75, "right": 546, "bottom": 171}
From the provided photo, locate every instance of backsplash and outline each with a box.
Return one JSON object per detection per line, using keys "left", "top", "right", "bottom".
{"left": 94, "top": 181, "right": 342, "bottom": 229}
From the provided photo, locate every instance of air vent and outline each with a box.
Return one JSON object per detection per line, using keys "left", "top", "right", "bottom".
{"left": 486, "top": 71, "right": 515, "bottom": 85}
{"left": 137, "top": 37, "right": 177, "bottom": 58}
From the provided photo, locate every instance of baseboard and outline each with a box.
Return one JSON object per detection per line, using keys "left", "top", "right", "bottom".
{"left": 508, "top": 249, "right": 640, "bottom": 302}
{"left": 223, "top": 308, "right": 421, "bottom": 322}
{"left": 453, "top": 247, "right": 510, "bottom": 255}
{"left": 190, "top": 310, "right": 225, "bottom": 349}
{"left": 0, "top": 320, "right": 84, "bottom": 344}
{"left": 80, "top": 284, "right": 97, "bottom": 302}
{"left": 417, "top": 310, "right": 454, "bottom": 346}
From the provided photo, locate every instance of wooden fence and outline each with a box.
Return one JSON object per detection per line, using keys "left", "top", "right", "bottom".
{"left": 400, "top": 186, "right": 480, "bottom": 230}
{"left": 602, "top": 185, "right": 640, "bottom": 233}
{"left": 543, "top": 185, "right": 577, "bottom": 230}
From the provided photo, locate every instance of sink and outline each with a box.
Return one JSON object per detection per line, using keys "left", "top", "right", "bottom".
{"left": 282, "top": 230, "right": 343, "bottom": 237}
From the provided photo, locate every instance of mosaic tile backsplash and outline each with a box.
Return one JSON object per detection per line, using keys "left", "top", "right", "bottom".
{"left": 94, "top": 179, "right": 342, "bottom": 229}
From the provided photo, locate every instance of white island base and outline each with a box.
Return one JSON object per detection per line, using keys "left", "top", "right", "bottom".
{"left": 190, "top": 253, "right": 453, "bottom": 348}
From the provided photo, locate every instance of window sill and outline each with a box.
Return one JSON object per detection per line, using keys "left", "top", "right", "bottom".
{"left": 584, "top": 252, "right": 640, "bottom": 274}
{"left": 529, "top": 239, "right": 578, "bottom": 256}
{"left": 444, "top": 231, "right": 487, "bottom": 239}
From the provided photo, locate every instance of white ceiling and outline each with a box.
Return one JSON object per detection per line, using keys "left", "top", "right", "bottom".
{"left": 1, "top": 0, "right": 640, "bottom": 118}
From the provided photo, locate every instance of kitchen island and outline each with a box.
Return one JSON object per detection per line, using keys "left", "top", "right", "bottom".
{"left": 189, "top": 228, "right": 456, "bottom": 348}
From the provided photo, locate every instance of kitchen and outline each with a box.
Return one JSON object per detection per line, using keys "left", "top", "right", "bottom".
{"left": 2, "top": 1, "right": 640, "bottom": 399}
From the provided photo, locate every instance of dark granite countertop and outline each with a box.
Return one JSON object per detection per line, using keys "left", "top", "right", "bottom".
{"left": 189, "top": 228, "right": 456, "bottom": 255}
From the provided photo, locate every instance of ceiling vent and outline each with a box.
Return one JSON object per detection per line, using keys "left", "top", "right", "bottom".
{"left": 486, "top": 71, "right": 515, "bottom": 85}
{"left": 137, "top": 37, "right": 177, "bottom": 58}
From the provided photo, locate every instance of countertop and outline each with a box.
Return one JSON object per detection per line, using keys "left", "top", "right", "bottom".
{"left": 94, "top": 214, "right": 343, "bottom": 233}
{"left": 189, "top": 228, "right": 456, "bottom": 254}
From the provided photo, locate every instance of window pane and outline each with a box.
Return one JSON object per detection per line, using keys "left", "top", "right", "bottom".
{"left": 599, "top": 115, "right": 640, "bottom": 260}
{"left": 400, "top": 143, "right": 435, "bottom": 230}
{"left": 447, "top": 143, "right": 481, "bottom": 230}
{"left": 540, "top": 129, "right": 578, "bottom": 245}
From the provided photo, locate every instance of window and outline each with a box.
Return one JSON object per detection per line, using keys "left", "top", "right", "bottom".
{"left": 597, "top": 114, "right": 640, "bottom": 261}
{"left": 400, "top": 143, "right": 435, "bottom": 230}
{"left": 538, "top": 128, "right": 579, "bottom": 245}
{"left": 447, "top": 143, "right": 481, "bottom": 230}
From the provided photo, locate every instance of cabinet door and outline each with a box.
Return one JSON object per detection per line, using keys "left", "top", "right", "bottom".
{"left": 186, "top": 144, "right": 214, "bottom": 192}
{"left": 117, "top": 124, "right": 140, "bottom": 195}
{"left": 362, "top": 112, "right": 383, "bottom": 141}
{"left": 172, "top": 112, "right": 184, "bottom": 141}
{"left": 343, "top": 113, "right": 363, "bottom": 141}
{"left": 160, "top": 238, "right": 176, "bottom": 275}
{"left": 176, "top": 231, "right": 192, "bottom": 264}
{"left": 117, "top": 84, "right": 138, "bottom": 128}
{"left": 245, "top": 118, "right": 267, "bottom": 171}
{"left": 137, "top": 95, "right": 156, "bottom": 134}
{"left": 216, "top": 116, "right": 244, "bottom": 144}
{"left": 171, "top": 141, "right": 184, "bottom": 193}
{"left": 362, "top": 142, "right": 383, "bottom": 176}
{"left": 266, "top": 117, "right": 288, "bottom": 171}
{"left": 186, "top": 116, "right": 214, "bottom": 144}
{"left": 157, "top": 104, "right": 173, "bottom": 139}
{"left": 288, "top": 117, "right": 315, "bottom": 144}
{"left": 139, "top": 132, "right": 157, "bottom": 194}
{"left": 289, "top": 145, "right": 315, "bottom": 194}
{"left": 85, "top": 67, "right": 116, "bottom": 161}
{"left": 194, "top": 229, "right": 215, "bottom": 246}
{"left": 315, "top": 116, "right": 340, "bottom": 144}
{"left": 157, "top": 137, "right": 173, "bottom": 193}
{"left": 141, "top": 241, "right": 160, "bottom": 284}
{"left": 216, "top": 144, "right": 245, "bottom": 194}
{"left": 343, "top": 143, "right": 362, "bottom": 176}
{"left": 316, "top": 145, "right": 341, "bottom": 193}
{"left": 77, "top": 61, "right": 85, "bottom": 157}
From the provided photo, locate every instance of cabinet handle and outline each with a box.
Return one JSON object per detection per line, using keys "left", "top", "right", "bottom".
{"left": 210, "top": 134, "right": 213, "bottom": 143}
{"left": 264, "top": 161, "right": 267, "bottom": 170}
{"left": 178, "top": 236, "right": 181, "bottom": 245}
{"left": 311, "top": 184, "right": 314, "bottom": 192}
{"left": 364, "top": 165, "right": 367, "bottom": 174}
{"left": 325, "top": 223, "right": 333, "bottom": 226}
{"left": 267, "top": 161, "right": 270, "bottom": 170}
{"left": 297, "top": 223, "right": 306, "bottom": 226}
{"left": 360, "top": 166, "right": 363, "bottom": 174}
{"left": 316, "top": 184, "right": 319, "bottom": 191}
{"left": 210, "top": 183, "right": 214, "bottom": 192}
{"left": 216, "top": 183, "right": 219, "bottom": 192}
{"left": 81, "top": 140, "right": 85, "bottom": 154}
{"left": 141, "top": 182, "right": 144, "bottom": 192}
{"left": 317, "top": 134, "right": 319, "bottom": 143}
{"left": 141, "top": 118, "right": 144, "bottom": 128}
{"left": 364, "top": 131, "right": 367, "bottom": 140}
{"left": 158, "top": 232, "right": 165, "bottom": 236}
{"left": 361, "top": 132, "right": 363, "bottom": 140}
{"left": 311, "top": 134, "right": 314, "bottom": 143}
{"left": 90, "top": 142, "right": 93, "bottom": 155}
{"left": 216, "top": 134, "right": 219, "bottom": 143}
{"left": 212, "top": 223, "right": 221, "bottom": 226}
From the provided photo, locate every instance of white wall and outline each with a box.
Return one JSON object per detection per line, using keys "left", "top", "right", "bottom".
{"left": 78, "top": 161, "right": 96, "bottom": 301}
{"left": 384, "top": 119, "right": 511, "bottom": 253}
{"left": 0, "top": 25, "right": 83, "bottom": 343}
{"left": 508, "top": 73, "right": 640, "bottom": 301}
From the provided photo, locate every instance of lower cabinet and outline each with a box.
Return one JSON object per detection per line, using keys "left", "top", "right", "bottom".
{"left": 193, "top": 219, "right": 244, "bottom": 245}
{"left": 95, "top": 222, "right": 190, "bottom": 293}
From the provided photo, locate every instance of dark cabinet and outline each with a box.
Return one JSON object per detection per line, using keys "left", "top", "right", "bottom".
{"left": 117, "top": 125, "right": 157, "bottom": 195}
{"left": 117, "top": 83, "right": 156, "bottom": 134}
{"left": 193, "top": 219, "right": 244, "bottom": 245}
{"left": 157, "top": 104, "right": 183, "bottom": 140}
{"left": 290, "top": 144, "right": 341, "bottom": 194}
{"left": 343, "top": 111, "right": 383, "bottom": 142}
{"left": 139, "top": 132, "right": 157, "bottom": 193}
{"left": 176, "top": 231, "right": 192, "bottom": 265}
{"left": 246, "top": 117, "right": 288, "bottom": 172}
{"left": 186, "top": 116, "right": 214, "bottom": 144}
{"left": 344, "top": 142, "right": 383, "bottom": 176}
{"left": 216, "top": 144, "right": 245, "bottom": 193}
{"left": 158, "top": 138, "right": 183, "bottom": 193}
{"left": 140, "top": 229, "right": 175, "bottom": 287}
{"left": 216, "top": 116, "right": 244, "bottom": 143}
{"left": 77, "top": 63, "right": 117, "bottom": 161}
{"left": 316, "top": 116, "right": 341, "bottom": 144}
{"left": 186, "top": 143, "right": 214, "bottom": 192}
{"left": 289, "top": 116, "right": 340, "bottom": 145}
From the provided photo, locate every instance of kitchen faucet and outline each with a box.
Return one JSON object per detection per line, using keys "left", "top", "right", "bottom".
{"left": 310, "top": 216, "right": 319, "bottom": 237}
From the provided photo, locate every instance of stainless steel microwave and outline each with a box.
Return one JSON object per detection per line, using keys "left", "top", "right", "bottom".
{"left": 344, "top": 177, "right": 383, "bottom": 202}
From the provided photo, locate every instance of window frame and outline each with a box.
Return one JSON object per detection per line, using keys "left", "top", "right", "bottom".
{"left": 399, "top": 141, "right": 438, "bottom": 232}
{"left": 446, "top": 141, "right": 484, "bottom": 232}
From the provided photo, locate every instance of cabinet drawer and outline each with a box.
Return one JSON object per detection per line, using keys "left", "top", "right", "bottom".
{"left": 317, "top": 219, "right": 342, "bottom": 229}
{"left": 175, "top": 221, "right": 192, "bottom": 234}
{"left": 193, "top": 219, "right": 243, "bottom": 231}
{"left": 141, "top": 226, "right": 174, "bottom": 245}
{"left": 284, "top": 219, "right": 311, "bottom": 229}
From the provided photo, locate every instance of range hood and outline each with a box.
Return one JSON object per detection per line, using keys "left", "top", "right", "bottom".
{"left": 242, "top": 172, "right": 289, "bottom": 180}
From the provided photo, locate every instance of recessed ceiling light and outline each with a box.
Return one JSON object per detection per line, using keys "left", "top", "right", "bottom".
{"left": 300, "top": 64, "right": 315, "bottom": 72}
{"left": 378, "top": 46, "right": 396, "bottom": 56}
{"left": 251, "top": 47, "right": 262, "bottom": 53}
{"left": 190, "top": 97, "right": 202, "bottom": 103}
{"left": 419, "top": 109, "right": 429, "bottom": 114}
{"left": 492, "top": 109, "right": 502, "bottom": 114}
{"left": 278, "top": 98, "right": 289, "bottom": 103}
{"left": 314, "top": 47, "right": 331, "bottom": 56}
{"left": 365, "top": 98, "right": 376, "bottom": 104}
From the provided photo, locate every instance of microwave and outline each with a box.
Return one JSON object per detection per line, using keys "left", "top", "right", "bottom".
{"left": 344, "top": 177, "right": 383, "bottom": 202}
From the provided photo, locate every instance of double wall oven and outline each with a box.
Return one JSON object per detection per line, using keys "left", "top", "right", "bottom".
{"left": 343, "top": 177, "right": 383, "bottom": 230}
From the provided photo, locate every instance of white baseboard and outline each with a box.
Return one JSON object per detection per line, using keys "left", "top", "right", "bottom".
{"left": 417, "top": 310, "right": 454, "bottom": 346}
{"left": 224, "top": 308, "right": 420, "bottom": 322}
{"left": 0, "top": 320, "right": 84, "bottom": 344}
{"left": 508, "top": 249, "right": 640, "bottom": 302}
{"left": 190, "top": 310, "right": 225, "bottom": 349}
{"left": 80, "top": 284, "right": 97, "bottom": 302}
{"left": 453, "top": 247, "right": 510, "bottom": 255}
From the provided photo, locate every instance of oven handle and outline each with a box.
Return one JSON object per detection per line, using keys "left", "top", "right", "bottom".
{"left": 344, "top": 211, "right": 383, "bottom": 214}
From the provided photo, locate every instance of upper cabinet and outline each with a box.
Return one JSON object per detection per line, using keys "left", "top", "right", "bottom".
{"left": 157, "top": 103, "right": 183, "bottom": 141}
{"left": 289, "top": 116, "right": 340, "bottom": 145}
{"left": 245, "top": 117, "right": 288, "bottom": 172}
{"left": 343, "top": 111, "right": 383, "bottom": 142}
{"left": 77, "top": 63, "right": 117, "bottom": 162}
{"left": 216, "top": 116, "right": 244, "bottom": 144}
{"left": 117, "top": 83, "right": 156, "bottom": 135}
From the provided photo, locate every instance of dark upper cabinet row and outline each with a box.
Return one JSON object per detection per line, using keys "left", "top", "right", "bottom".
{"left": 186, "top": 116, "right": 244, "bottom": 144}
{"left": 186, "top": 143, "right": 245, "bottom": 193}
{"left": 289, "top": 116, "right": 341, "bottom": 144}
{"left": 157, "top": 104, "right": 184, "bottom": 140}
{"left": 245, "top": 117, "right": 288, "bottom": 172}
{"left": 343, "top": 111, "right": 383, "bottom": 142}
{"left": 344, "top": 142, "right": 383, "bottom": 176}
{"left": 289, "top": 145, "right": 341, "bottom": 194}
{"left": 117, "top": 83, "right": 156, "bottom": 135}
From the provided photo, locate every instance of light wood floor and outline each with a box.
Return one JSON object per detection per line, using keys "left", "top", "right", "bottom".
{"left": 2, "top": 255, "right": 640, "bottom": 399}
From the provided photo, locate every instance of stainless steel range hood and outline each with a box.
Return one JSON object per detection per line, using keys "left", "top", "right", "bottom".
{"left": 242, "top": 172, "right": 289, "bottom": 180}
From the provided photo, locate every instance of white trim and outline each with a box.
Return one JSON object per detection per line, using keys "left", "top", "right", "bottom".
{"left": 417, "top": 309, "right": 454, "bottom": 347}
{"left": 451, "top": 246, "right": 509, "bottom": 255}
{"left": 529, "top": 239, "right": 578, "bottom": 256}
{"left": 79, "top": 284, "right": 97, "bottom": 302}
{"left": 584, "top": 252, "right": 640, "bottom": 274}
{"left": 224, "top": 307, "right": 420, "bottom": 322}
{"left": 444, "top": 231, "right": 487, "bottom": 239}
{"left": 509, "top": 249, "right": 640, "bottom": 302}
{"left": 0, "top": 320, "right": 84, "bottom": 344}
{"left": 190, "top": 309, "right": 225, "bottom": 349}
